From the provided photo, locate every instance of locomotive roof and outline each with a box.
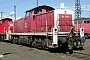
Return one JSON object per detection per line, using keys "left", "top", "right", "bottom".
{"left": 26, "top": 5, "right": 55, "bottom": 12}
{"left": 2, "top": 18, "right": 12, "bottom": 20}
{"left": 75, "top": 18, "right": 90, "bottom": 20}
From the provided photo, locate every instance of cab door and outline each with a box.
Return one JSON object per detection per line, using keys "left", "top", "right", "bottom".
{"left": 31, "top": 15, "right": 36, "bottom": 32}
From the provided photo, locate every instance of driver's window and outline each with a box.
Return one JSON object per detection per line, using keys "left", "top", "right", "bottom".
{"left": 25, "top": 12, "right": 31, "bottom": 17}
{"left": 2, "top": 19, "right": 5, "bottom": 23}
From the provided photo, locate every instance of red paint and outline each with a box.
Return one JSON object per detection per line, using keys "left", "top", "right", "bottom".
{"left": 0, "top": 18, "right": 13, "bottom": 33}
{"left": 59, "top": 14, "right": 72, "bottom": 32}
{"left": 74, "top": 19, "right": 90, "bottom": 35}
{"left": 15, "top": 18, "right": 25, "bottom": 33}
{"left": 0, "top": 6, "right": 74, "bottom": 34}
{"left": 35, "top": 11, "right": 54, "bottom": 32}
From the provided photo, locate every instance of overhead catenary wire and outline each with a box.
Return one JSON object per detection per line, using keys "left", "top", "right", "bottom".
{"left": 0, "top": 0, "right": 30, "bottom": 20}
{"left": 0, "top": 0, "right": 30, "bottom": 10}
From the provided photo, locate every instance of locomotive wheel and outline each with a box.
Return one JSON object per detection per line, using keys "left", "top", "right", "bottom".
{"left": 69, "top": 49, "right": 73, "bottom": 54}
{"left": 12, "top": 37, "right": 19, "bottom": 44}
{"left": 79, "top": 47, "right": 83, "bottom": 50}
{"left": 26, "top": 39, "right": 30, "bottom": 44}
{"left": 41, "top": 39, "right": 47, "bottom": 49}
{"left": 0, "top": 36, "right": 4, "bottom": 41}
{"left": 32, "top": 40, "right": 37, "bottom": 47}
{"left": 12, "top": 39, "right": 16, "bottom": 44}
{"left": 13, "top": 39, "right": 17, "bottom": 44}
{"left": 18, "top": 40, "right": 22, "bottom": 44}
{"left": 41, "top": 43, "right": 45, "bottom": 49}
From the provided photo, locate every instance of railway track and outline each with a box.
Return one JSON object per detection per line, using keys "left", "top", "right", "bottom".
{"left": 66, "top": 51, "right": 90, "bottom": 60}
{"left": 2, "top": 40, "right": 90, "bottom": 60}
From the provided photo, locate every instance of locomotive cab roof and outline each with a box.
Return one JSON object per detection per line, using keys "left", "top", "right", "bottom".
{"left": 26, "top": 5, "right": 55, "bottom": 12}
{"left": 75, "top": 18, "right": 90, "bottom": 20}
{"left": 1, "top": 18, "right": 12, "bottom": 23}
{"left": 25, "top": 5, "right": 55, "bottom": 15}
{"left": 2, "top": 18, "right": 12, "bottom": 21}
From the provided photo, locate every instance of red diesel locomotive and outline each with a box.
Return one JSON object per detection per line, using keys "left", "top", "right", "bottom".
{"left": 0, "top": 4, "right": 86, "bottom": 54}
{"left": 74, "top": 18, "right": 90, "bottom": 38}
{"left": 0, "top": 18, "right": 13, "bottom": 35}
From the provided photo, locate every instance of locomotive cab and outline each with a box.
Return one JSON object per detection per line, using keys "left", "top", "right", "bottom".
{"left": 2, "top": 18, "right": 12, "bottom": 23}
{"left": 24, "top": 5, "right": 55, "bottom": 32}
{"left": 1, "top": 18, "right": 13, "bottom": 33}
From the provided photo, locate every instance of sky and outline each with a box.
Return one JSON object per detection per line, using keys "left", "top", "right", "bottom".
{"left": 0, "top": 0, "right": 90, "bottom": 20}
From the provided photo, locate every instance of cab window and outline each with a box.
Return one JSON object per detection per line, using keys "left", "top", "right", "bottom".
{"left": 34, "top": 8, "right": 42, "bottom": 14}
{"left": 84, "top": 20, "right": 90, "bottom": 24}
{"left": 2, "top": 19, "right": 5, "bottom": 23}
{"left": 46, "top": 8, "right": 51, "bottom": 12}
{"left": 74, "top": 21, "right": 77, "bottom": 24}
{"left": 84, "top": 21, "right": 86, "bottom": 24}
{"left": 8, "top": 19, "right": 12, "bottom": 22}
{"left": 25, "top": 12, "right": 31, "bottom": 17}
{"left": 87, "top": 21, "right": 89, "bottom": 23}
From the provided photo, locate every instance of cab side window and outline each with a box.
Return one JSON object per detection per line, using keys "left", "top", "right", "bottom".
{"left": 25, "top": 12, "right": 31, "bottom": 17}
{"left": 74, "top": 21, "right": 77, "bottom": 24}
{"left": 2, "top": 19, "right": 5, "bottom": 23}
{"left": 46, "top": 8, "right": 51, "bottom": 12}
{"left": 8, "top": 19, "right": 12, "bottom": 22}
{"left": 34, "top": 8, "right": 42, "bottom": 14}
{"left": 84, "top": 21, "right": 90, "bottom": 24}
{"left": 87, "top": 21, "right": 89, "bottom": 23}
